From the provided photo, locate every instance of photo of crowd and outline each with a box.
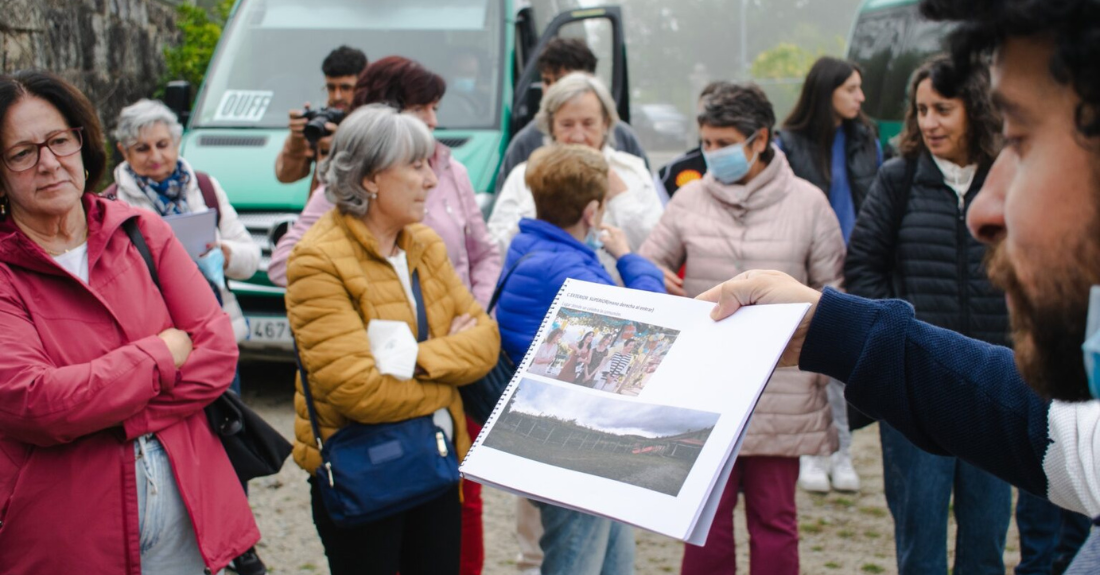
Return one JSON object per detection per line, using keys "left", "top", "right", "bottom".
{"left": 526, "top": 307, "right": 680, "bottom": 396}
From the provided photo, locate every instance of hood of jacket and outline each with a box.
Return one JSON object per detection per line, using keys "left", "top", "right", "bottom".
{"left": 0, "top": 192, "right": 132, "bottom": 275}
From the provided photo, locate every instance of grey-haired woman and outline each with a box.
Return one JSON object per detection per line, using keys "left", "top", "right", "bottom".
{"left": 285, "top": 104, "right": 499, "bottom": 575}
{"left": 112, "top": 99, "right": 259, "bottom": 343}
{"left": 487, "top": 72, "right": 663, "bottom": 282}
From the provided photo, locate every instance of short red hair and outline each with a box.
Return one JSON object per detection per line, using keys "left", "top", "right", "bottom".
{"left": 352, "top": 56, "right": 446, "bottom": 111}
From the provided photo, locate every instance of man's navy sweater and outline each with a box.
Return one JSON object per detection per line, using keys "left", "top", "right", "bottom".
{"left": 799, "top": 288, "right": 1100, "bottom": 572}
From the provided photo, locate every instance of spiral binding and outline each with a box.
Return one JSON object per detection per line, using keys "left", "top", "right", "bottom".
{"left": 459, "top": 278, "right": 574, "bottom": 469}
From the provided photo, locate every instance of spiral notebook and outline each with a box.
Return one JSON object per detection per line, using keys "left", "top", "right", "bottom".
{"left": 459, "top": 279, "right": 810, "bottom": 545}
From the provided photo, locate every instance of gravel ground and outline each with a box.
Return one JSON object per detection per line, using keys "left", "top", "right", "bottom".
{"left": 239, "top": 361, "right": 1021, "bottom": 574}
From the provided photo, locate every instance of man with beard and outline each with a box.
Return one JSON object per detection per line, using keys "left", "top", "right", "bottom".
{"left": 697, "top": 0, "right": 1100, "bottom": 571}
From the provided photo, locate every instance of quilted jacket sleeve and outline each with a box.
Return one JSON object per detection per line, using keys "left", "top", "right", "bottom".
{"left": 415, "top": 239, "right": 500, "bottom": 385}
{"left": 286, "top": 241, "right": 454, "bottom": 424}
{"left": 806, "top": 192, "right": 846, "bottom": 291}
{"left": 638, "top": 199, "right": 687, "bottom": 272}
{"left": 845, "top": 160, "right": 908, "bottom": 300}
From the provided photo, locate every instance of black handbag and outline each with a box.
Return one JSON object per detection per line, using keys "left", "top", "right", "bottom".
{"left": 293, "top": 269, "right": 460, "bottom": 526}
{"left": 460, "top": 252, "right": 537, "bottom": 425}
{"left": 122, "top": 218, "right": 292, "bottom": 483}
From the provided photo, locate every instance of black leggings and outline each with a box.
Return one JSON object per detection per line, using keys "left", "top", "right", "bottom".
{"left": 309, "top": 477, "right": 461, "bottom": 575}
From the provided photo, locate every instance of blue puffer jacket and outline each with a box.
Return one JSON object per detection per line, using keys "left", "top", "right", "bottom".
{"left": 495, "top": 218, "right": 666, "bottom": 363}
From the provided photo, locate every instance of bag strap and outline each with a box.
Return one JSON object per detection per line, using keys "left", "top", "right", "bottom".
{"left": 194, "top": 171, "right": 221, "bottom": 228}
{"left": 123, "top": 218, "right": 161, "bottom": 291}
{"left": 486, "top": 252, "right": 538, "bottom": 314}
{"left": 295, "top": 267, "right": 430, "bottom": 453}
{"left": 293, "top": 338, "right": 327, "bottom": 453}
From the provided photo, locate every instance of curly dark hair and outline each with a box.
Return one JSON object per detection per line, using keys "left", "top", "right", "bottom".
{"left": 321, "top": 45, "right": 368, "bottom": 78}
{"left": 0, "top": 71, "right": 107, "bottom": 194}
{"left": 897, "top": 54, "right": 1002, "bottom": 167}
{"left": 920, "top": 0, "right": 1100, "bottom": 140}
{"left": 536, "top": 38, "right": 598, "bottom": 77}
{"left": 697, "top": 83, "right": 777, "bottom": 164}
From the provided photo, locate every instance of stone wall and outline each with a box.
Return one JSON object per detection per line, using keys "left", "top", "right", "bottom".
{"left": 0, "top": 0, "right": 180, "bottom": 134}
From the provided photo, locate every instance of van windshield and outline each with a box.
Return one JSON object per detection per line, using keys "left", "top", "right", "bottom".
{"left": 192, "top": 0, "right": 505, "bottom": 130}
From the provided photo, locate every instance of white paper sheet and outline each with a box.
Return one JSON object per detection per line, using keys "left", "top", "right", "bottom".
{"left": 163, "top": 210, "right": 217, "bottom": 260}
{"left": 460, "top": 279, "right": 808, "bottom": 542}
{"left": 366, "top": 319, "right": 419, "bottom": 380}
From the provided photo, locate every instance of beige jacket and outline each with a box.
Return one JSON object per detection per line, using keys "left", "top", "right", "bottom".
{"left": 639, "top": 148, "right": 844, "bottom": 457}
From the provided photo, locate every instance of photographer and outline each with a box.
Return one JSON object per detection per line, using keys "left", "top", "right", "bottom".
{"left": 274, "top": 45, "right": 367, "bottom": 191}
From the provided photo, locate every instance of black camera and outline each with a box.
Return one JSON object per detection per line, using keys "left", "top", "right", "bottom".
{"left": 302, "top": 107, "right": 347, "bottom": 144}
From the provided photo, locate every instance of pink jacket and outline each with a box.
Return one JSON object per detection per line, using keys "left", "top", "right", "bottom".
{"left": 0, "top": 195, "right": 259, "bottom": 574}
{"left": 269, "top": 143, "right": 502, "bottom": 306}
{"left": 639, "top": 149, "right": 844, "bottom": 458}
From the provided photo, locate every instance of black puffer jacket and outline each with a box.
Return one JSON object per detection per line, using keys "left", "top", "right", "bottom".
{"left": 778, "top": 123, "right": 880, "bottom": 212}
{"left": 844, "top": 152, "right": 1009, "bottom": 347}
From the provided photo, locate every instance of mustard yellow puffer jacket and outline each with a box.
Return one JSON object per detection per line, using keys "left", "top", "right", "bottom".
{"left": 286, "top": 209, "right": 500, "bottom": 474}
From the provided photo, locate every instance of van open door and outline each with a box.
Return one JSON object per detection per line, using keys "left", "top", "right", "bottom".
{"left": 510, "top": 5, "right": 629, "bottom": 140}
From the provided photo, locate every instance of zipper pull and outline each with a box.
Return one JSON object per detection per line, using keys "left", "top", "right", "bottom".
{"left": 324, "top": 462, "right": 335, "bottom": 487}
{"left": 436, "top": 430, "right": 449, "bottom": 457}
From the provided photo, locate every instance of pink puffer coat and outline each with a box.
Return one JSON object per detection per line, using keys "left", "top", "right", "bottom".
{"left": 639, "top": 148, "right": 844, "bottom": 457}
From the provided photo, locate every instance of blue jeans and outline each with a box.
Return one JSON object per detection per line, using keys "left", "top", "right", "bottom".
{"left": 1016, "top": 489, "right": 1092, "bottom": 574}
{"left": 535, "top": 503, "right": 634, "bottom": 575}
{"left": 135, "top": 435, "right": 221, "bottom": 575}
{"left": 880, "top": 423, "right": 1011, "bottom": 574}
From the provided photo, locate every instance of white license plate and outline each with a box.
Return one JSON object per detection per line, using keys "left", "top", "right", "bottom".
{"left": 246, "top": 316, "right": 293, "bottom": 343}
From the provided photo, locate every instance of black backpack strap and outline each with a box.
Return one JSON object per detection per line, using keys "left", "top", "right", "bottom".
{"left": 486, "top": 252, "right": 538, "bottom": 314}
{"left": 122, "top": 217, "right": 160, "bottom": 292}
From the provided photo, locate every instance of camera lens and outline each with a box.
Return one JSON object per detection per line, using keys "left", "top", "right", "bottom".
{"left": 303, "top": 116, "right": 329, "bottom": 144}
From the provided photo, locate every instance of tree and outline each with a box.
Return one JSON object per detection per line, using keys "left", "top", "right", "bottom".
{"left": 160, "top": 0, "right": 234, "bottom": 100}
{"left": 751, "top": 42, "right": 817, "bottom": 79}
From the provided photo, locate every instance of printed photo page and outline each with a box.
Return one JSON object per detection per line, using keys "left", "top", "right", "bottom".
{"left": 460, "top": 279, "right": 810, "bottom": 543}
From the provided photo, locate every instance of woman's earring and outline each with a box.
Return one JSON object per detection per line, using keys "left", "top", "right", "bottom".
{"left": 0, "top": 197, "right": 8, "bottom": 217}
{"left": 84, "top": 169, "right": 89, "bottom": 179}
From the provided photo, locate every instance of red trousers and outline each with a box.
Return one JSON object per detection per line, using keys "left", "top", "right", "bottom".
{"left": 460, "top": 417, "right": 484, "bottom": 575}
{"left": 681, "top": 455, "right": 800, "bottom": 575}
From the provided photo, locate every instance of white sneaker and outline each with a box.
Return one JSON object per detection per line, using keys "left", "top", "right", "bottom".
{"left": 798, "top": 455, "right": 831, "bottom": 493}
{"left": 829, "top": 451, "right": 861, "bottom": 492}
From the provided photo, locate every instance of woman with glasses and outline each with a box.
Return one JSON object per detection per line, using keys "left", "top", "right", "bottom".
{"left": 0, "top": 71, "right": 259, "bottom": 573}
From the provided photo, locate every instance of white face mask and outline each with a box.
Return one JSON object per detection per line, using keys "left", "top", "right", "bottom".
{"left": 1084, "top": 286, "right": 1100, "bottom": 399}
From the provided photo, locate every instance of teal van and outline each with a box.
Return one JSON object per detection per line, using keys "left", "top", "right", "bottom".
{"left": 165, "top": 0, "right": 630, "bottom": 359}
{"left": 846, "top": 0, "right": 951, "bottom": 149}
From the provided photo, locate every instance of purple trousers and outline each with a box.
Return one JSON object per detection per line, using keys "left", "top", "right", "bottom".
{"left": 682, "top": 455, "right": 800, "bottom": 575}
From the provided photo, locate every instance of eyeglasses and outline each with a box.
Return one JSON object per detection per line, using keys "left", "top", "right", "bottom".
{"left": 2, "top": 127, "right": 84, "bottom": 172}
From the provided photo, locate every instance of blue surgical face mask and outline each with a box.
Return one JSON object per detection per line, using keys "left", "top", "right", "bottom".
{"left": 452, "top": 77, "right": 477, "bottom": 93}
{"left": 584, "top": 228, "right": 604, "bottom": 251}
{"left": 197, "top": 247, "right": 226, "bottom": 289}
{"left": 1082, "top": 286, "right": 1100, "bottom": 399}
{"left": 703, "top": 132, "right": 760, "bottom": 185}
